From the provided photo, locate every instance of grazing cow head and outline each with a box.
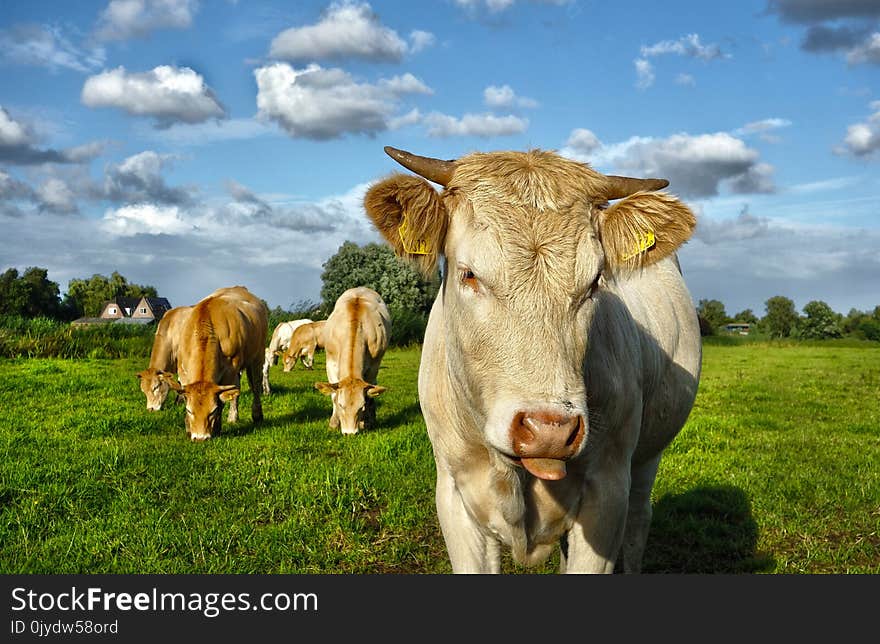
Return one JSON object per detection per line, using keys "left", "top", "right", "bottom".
{"left": 136, "top": 367, "right": 173, "bottom": 411}
{"left": 315, "top": 377, "right": 386, "bottom": 435}
{"left": 166, "top": 378, "right": 240, "bottom": 441}
{"left": 364, "top": 147, "right": 695, "bottom": 479}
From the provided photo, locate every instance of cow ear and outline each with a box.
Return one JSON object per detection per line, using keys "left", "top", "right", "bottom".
{"left": 314, "top": 382, "right": 337, "bottom": 395}
{"left": 366, "top": 385, "right": 386, "bottom": 398}
{"left": 598, "top": 191, "right": 696, "bottom": 270}
{"left": 363, "top": 173, "right": 448, "bottom": 276}
{"left": 219, "top": 387, "right": 240, "bottom": 403}
{"left": 161, "top": 374, "right": 183, "bottom": 393}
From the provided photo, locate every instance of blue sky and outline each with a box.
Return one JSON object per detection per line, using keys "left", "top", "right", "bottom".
{"left": 1, "top": 0, "right": 878, "bottom": 316}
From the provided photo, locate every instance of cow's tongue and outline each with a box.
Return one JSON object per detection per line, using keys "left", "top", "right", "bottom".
{"left": 520, "top": 457, "right": 567, "bottom": 480}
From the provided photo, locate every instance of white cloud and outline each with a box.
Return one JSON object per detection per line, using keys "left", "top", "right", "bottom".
{"left": 846, "top": 32, "right": 880, "bottom": 65}
{"left": 409, "top": 30, "right": 436, "bottom": 54}
{"left": 640, "top": 33, "right": 728, "bottom": 61}
{"left": 454, "top": 0, "right": 572, "bottom": 13}
{"left": 95, "top": 0, "right": 199, "bottom": 42}
{"left": 37, "top": 178, "right": 78, "bottom": 214}
{"left": 675, "top": 73, "right": 696, "bottom": 86}
{"left": 0, "top": 24, "right": 106, "bottom": 73}
{"left": 483, "top": 85, "right": 539, "bottom": 109}
{"left": 81, "top": 65, "right": 225, "bottom": 128}
{"left": 269, "top": 1, "right": 424, "bottom": 63}
{"left": 101, "top": 203, "right": 192, "bottom": 236}
{"left": 254, "top": 63, "right": 428, "bottom": 140}
{"left": 388, "top": 108, "right": 422, "bottom": 130}
{"left": 560, "top": 128, "right": 602, "bottom": 160}
{"left": 0, "top": 107, "right": 32, "bottom": 147}
{"left": 694, "top": 206, "right": 770, "bottom": 245}
{"left": 634, "top": 58, "right": 655, "bottom": 89}
{"left": 378, "top": 73, "right": 434, "bottom": 95}
{"left": 680, "top": 218, "right": 880, "bottom": 316}
{"left": 423, "top": 112, "right": 528, "bottom": 138}
{"left": 563, "top": 129, "right": 776, "bottom": 198}
{"left": 102, "top": 150, "right": 192, "bottom": 204}
{"left": 0, "top": 106, "right": 107, "bottom": 166}
{"left": 734, "top": 118, "right": 792, "bottom": 144}
{"left": 837, "top": 101, "right": 880, "bottom": 157}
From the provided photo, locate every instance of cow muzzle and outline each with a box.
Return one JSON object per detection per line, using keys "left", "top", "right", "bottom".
{"left": 509, "top": 411, "right": 585, "bottom": 481}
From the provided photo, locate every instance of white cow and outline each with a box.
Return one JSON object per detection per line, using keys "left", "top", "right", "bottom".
{"left": 262, "top": 318, "right": 312, "bottom": 394}
{"left": 364, "top": 146, "right": 702, "bottom": 573}
{"left": 314, "top": 287, "right": 390, "bottom": 434}
{"left": 165, "top": 285, "right": 268, "bottom": 441}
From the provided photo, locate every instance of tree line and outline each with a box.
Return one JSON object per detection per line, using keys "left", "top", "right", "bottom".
{"left": 0, "top": 267, "right": 157, "bottom": 321}
{"left": 697, "top": 296, "right": 880, "bottom": 341}
{"left": 3, "top": 255, "right": 877, "bottom": 344}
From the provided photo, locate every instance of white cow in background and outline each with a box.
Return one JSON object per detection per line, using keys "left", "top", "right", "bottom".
{"left": 262, "top": 318, "right": 312, "bottom": 394}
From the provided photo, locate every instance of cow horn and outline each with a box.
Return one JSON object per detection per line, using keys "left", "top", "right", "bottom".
{"left": 384, "top": 146, "right": 456, "bottom": 186}
{"left": 602, "top": 175, "right": 669, "bottom": 200}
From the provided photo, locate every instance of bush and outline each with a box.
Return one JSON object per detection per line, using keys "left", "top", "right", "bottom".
{"left": 0, "top": 315, "right": 154, "bottom": 359}
{"left": 389, "top": 308, "right": 429, "bottom": 347}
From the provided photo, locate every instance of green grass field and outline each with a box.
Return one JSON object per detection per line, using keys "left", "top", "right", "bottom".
{"left": 1, "top": 342, "right": 878, "bottom": 573}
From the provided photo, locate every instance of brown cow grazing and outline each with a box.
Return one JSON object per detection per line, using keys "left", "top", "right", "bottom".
{"left": 363, "top": 146, "right": 701, "bottom": 573}
{"left": 164, "top": 286, "right": 268, "bottom": 441}
{"left": 279, "top": 320, "right": 326, "bottom": 372}
{"left": 314, "top": 288, "right": 390, "bottom": 434}
{"left": 136, "top": 305, "right": 193, "bottom": 411}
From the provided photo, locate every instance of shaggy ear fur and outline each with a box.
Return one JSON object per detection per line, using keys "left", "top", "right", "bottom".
{"left": 599, "top": 191, "right": 696, "bottom": 270}
{"left": 363, "top": 173, "right": 448, "bottom": 276}
{"left": 314, "top": 382, "right": 338, "bottom": 395}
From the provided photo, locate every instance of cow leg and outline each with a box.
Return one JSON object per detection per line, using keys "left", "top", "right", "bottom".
{"left": 261, "top": 352, "right": 271, "bottom": 395}
{"left": 564, "top": 465, "right": 630, "bottom": 573}
{"left": 227, "top": 372, "right": 241, "bottom": 423}
{"left": 247, "top": 361, "right": 263, "bottom": 424}
{"left": 620, "top": 454, "right": 661, "bottom": 573}
{"left": 435, "top": 463, "right": 501, "bottom": 573}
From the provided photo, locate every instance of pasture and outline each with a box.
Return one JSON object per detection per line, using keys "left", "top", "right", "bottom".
{"left": 1, "top": 342, "right": 878, "bottom": 573}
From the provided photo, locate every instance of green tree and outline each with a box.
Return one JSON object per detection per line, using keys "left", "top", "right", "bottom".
{"left": 697, "top": 299, "right": 729, "bottom": 331}
{"left": 798, "top": 300, "right": 842, "bottom": 339}
{"left": 732, "top": 309, "right": 758, "bottom": 325}
{"left": 0, "top": 267, "right": 62, "bottom": 318}
{"left": 762, "top": 295, "right": 798, "bottom": 339}
{"left": 66, "top": 271, "right": 158, "bottom": 317}
{"left": 320, "top": 242, "right": 439, "bottom": 315}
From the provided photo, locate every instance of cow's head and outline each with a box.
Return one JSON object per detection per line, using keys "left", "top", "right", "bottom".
{"left": 315, "top": 377, "right": 386, "bottom": 434}
{"left": 364, "top": 146, "right": 695, "bottom": 480}
{"left": 136, "top": 367, "right": 172, "bottom": 411}
{"left": 166, "top": 378, "right": 240, "bottom": 441}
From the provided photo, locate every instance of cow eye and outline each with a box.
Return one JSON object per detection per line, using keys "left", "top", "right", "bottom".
{"left": 459, "top": 267, "right": 480, "bottom": 293}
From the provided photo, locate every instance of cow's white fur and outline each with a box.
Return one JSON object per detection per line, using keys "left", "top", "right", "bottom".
{"left": 364, "top": 149, "right": 702, "bottom": 573}
{"left": 315, "top": 287, "right": 390, "bottom": 434}
{"left": 261, "top": 318, "right": 312, "bottom": 394}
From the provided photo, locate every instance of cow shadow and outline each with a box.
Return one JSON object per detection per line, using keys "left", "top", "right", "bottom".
{"left": 640, "top": 485, "right": 774, "bottom": 574}
{"left": 376, "top": 400, "right": 424, "bottom": 432}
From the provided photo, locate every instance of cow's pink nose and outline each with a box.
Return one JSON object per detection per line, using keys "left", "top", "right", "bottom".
{"left": 510, "top": 411, "right": 585, "bottom": 460}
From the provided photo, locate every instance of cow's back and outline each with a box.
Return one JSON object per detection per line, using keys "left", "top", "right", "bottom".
{"left": 179, "top": 287, "right": 268, "bottom": 385}
{"left": 325, "top": 287, "right": 390, "bottom": 381}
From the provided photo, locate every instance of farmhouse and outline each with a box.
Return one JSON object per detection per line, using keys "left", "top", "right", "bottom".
{"left": 72, "top": 296, "right": 172, "bottom": 326}
{"left": 724, "top": 323, "right": 751, "bottom": 335}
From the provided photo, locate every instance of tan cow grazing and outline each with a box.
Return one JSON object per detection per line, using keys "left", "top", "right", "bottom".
{"left": 262, "top": 318, "right": 313, "bottom": 394}
{"left": 280, "top": 320, "right": 326, "bottom": 372}
{"left": 314, "top": 287, "right": 390, "bottom": 434}
{"left": 136, "top": 305, "right": 193, "bottom": 410}
{"left": 363, "top": 146, "right": 702, "bottom": 573}
{"left": 164, "top": 285, "right": 268, "bottom": 441}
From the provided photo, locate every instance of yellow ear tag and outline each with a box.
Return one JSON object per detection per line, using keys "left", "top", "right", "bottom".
{"left": 398, "top": 211, "right": 431, "bottom": 255}
{"left": 620, "top": 230, "right": 656, "bottom": 262}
